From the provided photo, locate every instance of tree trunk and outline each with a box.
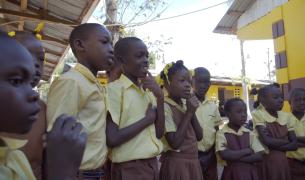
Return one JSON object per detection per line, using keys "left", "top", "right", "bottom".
{"left": 240, "top": 40, "right": 252, "bottom": 120}
{"left": 105, "top": 0, "right": 120, "bottom": 44}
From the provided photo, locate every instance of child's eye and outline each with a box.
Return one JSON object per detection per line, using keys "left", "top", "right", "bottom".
{"left": 8, "top": 77, "right": 24, "bottom": 87}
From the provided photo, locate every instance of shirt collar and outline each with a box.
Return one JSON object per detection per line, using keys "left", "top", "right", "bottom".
{"left": 222, "top": 123, "right": 250, "bottom": 136}
{"left": 74, "top": 63, "right": 97, "bottom": 83}
{"left": 119, "top": 74, "right": 145, "bottom": 92}
{"left": 257, "top": 104, "right": 279, "bottom": 123}
{"left": 164, "top": 96, "right": 186, "bottom": 113}
{"left": 0, "top": 135, "right": 27, "bottom": 150}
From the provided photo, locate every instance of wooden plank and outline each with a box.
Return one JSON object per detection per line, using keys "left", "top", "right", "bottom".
{"left": 43, "top": 0, "right": 48, "bottom": 10}
{"left": 4, "top": 0, "right": 79, "bottom": 25}
{"left": 18, "top": 0, "right": 27, "bottom": 31}
{"left": 44, "top": 47, "right": 62, "bottom": 57}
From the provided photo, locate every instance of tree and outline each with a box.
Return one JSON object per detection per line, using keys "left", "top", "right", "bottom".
{"left": 98, "top": 0, "right": 170, "bottom": 43}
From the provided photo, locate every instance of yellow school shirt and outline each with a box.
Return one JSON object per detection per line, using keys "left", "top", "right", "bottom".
{"left": 106, "top": 74, "right": 163, "bottom": 163}
{"left": 0, "top": 136, "right": 35, "bottom": 180}
{"left": 287, "top": 114, "right": 305, "bottom": 161}
{"left": 196, "top": 99, "right": 222, "bottom": 152}
{"left": 215, "top": 124, "right": 265, "bottom": 165}
{"left": 47, "top": 63, "right": 107, "bottom": 170}
{"left": 251, "top": 105, "right": 295, "bottom": 131}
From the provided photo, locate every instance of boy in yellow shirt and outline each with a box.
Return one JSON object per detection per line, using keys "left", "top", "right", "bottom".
{"left": 192, "top": 67, "right": 222, "bottom": 180}
{"left": 0, "top": 32, "right": 86, "bottom": 180}
{"left": 47, "top": 23, "right": 114, "bottom": 179}
{"left": 106, "top": 37, "right": 164, "bottom": 180}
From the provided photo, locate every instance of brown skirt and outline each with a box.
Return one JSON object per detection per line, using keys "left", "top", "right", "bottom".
{"left": 258, "top": 150, "right": 291, "bottom": 180}
{"left": 221, "top": 162, "right": 259, "bottom": 180}
{"left": 288, "top": 158, "right": 305, "bottom": 180}
{"left": 160, "top": 151, "right": 204, "bottom": 180}
{"left": 111, "top": 157, "right": 158, "bottom": 180}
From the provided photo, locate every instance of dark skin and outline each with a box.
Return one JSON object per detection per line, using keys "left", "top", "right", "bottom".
{"left": 0, "top": 37, "right": 87, "bottom": 180}
{"left": 164, "top": 68, "right": 203, "bottom": 150}
{"left": 256, "top": 87, "right": 298, "bottom": 151}
{"left": 106, "top": 40, "right": 164, "bottom": 148}
{"left": 192, "top": 70, "right": 218, "bottom": 169}
{"left": 72, "top": 26, "right": 114, "bottom": 75}
{"left": 13, "top": 33, "right": 46, "bottom": 179}
{"left": 290, "top": 90, "right": 305, "bottom": 147}
{"left": 219, "top": 101, "right": 263, "bottom": 164}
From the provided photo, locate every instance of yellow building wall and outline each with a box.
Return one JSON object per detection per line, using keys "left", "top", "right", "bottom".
{"left": 207, "top": 85, "right": 243, "bottom": 101}
{"left": 236, "top": 0, "right": 305, "bottom": 112}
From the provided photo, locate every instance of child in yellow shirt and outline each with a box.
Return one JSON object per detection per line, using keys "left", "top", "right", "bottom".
{"left": 192, "top": 67, "right": 222, "bottom": 180}
{"left": 287, "top": 88, "right": 305, "bottom": 180}
{"left": 106, "top": 37, "right": 164, "bottom": 180}
{"left": 0, "top": 32, "right": 86, "bottom": 180}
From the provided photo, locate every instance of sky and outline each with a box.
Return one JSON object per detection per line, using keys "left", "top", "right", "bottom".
{"left": 89, "top": 0, "right": 275, "bottom": 81}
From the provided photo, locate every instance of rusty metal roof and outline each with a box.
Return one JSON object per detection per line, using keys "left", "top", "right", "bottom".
{"left": 213, "top": 0, "right": 255, "bottom": 35}
{"left": 0, "top": 0, "right": 100, "bottom": 80}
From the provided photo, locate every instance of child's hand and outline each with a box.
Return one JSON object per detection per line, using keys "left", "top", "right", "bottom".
{"left": 186, "top": 95, "right": 200, "bottom": 114}
{"left": 142, "top": 72, "right": 164, "bottom": 98}
{"left": 145, "top": 104, "right": 157, "bottom": 124}
{"left": 46, "top": 115, "right": 87, "bottom": 179}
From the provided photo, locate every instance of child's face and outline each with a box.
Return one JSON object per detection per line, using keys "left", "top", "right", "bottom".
{"left": 291, "top": 91, "right": 305, "bottom": 113}
{"left": 21, "top": 39, "right": 44, "bottom": 87}
{"left": 227, "top": 101, "right": 247, "bottom": 127}
{"left": 167, "top": 69, "right": 192, "bottom": 99}
{"left": 122, "top": 40, "right": 149, "bottom": 79}
{"left": 192, "top": 72, "right": 211, "bottom": 97}
{"left": 83, "top": 26, "right": 114, "bottom": 71}
{"left": 262, "top": 87, "right": 284, "bottom": 111}
{"left": 0, "top": 42, "right": 40, "bottom": 134}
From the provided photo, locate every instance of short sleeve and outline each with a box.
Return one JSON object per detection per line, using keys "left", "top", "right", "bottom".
{"left": 47, "top": 78, "right": 82, "bottom": 131}
{"left": 250, "top": 132, "right": 265, "bottom": 153}
{"left": 252, "top": 110, "right": 266, "bottom": 127}
{"left": 214, "top": 108, "right": 223, "bottom": 127}
{"left": 215, "top": 131, "right": 227, "bottom": 152}
{"left": 164, "top": 103, "right": 176, "bottom": 133}
{"left": 106, "top": 84, "right": 122, "bottom": 125}
{"left": 287, "top": 114, "right": 296, "bottom": 131}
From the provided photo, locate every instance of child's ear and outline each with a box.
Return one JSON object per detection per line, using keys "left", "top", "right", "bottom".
{"left": 74, "top": 39, "right": 85, "bottom": 52}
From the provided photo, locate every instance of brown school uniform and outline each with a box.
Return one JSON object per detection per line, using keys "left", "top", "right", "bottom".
{"left": 287, "top": 114, "right": 305, "bottom": 180}
{"left": 216, "top": 124, "right": 264, "bottom": 180}
{"left": 252, "top": 105, "right": 294, "bottom": 180}
{"left": 160, "top": 97, "right": 204, "bottom": 180}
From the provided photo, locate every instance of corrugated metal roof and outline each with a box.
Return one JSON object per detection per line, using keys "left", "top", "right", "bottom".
{"left": 0, "top": 0, "right": 100, "bottom": 81}
{"left": 213, "top": 0, "right": 256, "bottom": 35}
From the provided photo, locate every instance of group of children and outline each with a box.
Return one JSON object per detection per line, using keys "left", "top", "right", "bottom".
{"left": 0, "top": 22, "right": 305, "bottom": 180}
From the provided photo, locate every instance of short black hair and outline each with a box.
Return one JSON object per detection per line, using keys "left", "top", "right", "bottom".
{"left": 252, "top": 83, "right": 281, "bottom": 108}
{"left": 224, "top": 98, "right": 246, "bottom": 112}
{"left": 290, "top": 88, "right": 305, "bottom": 101}
{"left": 194, "top": 67, "right": 210, "bottom": 77}
{"left": 160, "top": 60, "right": 188, "bottom": 83}
{"left": 69, "top": 23, "right": 105, "bottom": 55}
{"left": 114, "top": 37, "right": 142, "bottom": 57}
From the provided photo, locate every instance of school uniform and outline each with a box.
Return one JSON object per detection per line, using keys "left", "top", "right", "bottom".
{"left": 0, "top": 136, "right": 36, "bottom": 180}
{"left": 196, "top": 99, "right": 222, "bottom": 180}
{"left": 215, "top": 124, "right": 264, "bottom": 180}
{"left": 159, "top": 97, "right": 204, "bottom": 180}
{"left": 47, "top": 63, "right": 108, "bottom": 179}
{"left": 287, "top": 114, "right": 305, "bottom": 180}
{"left": 252, "top": 105, "right": 295, "bottom": 180}
{"left": 106, "top": 74, "right": 162, "bottom": 180}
